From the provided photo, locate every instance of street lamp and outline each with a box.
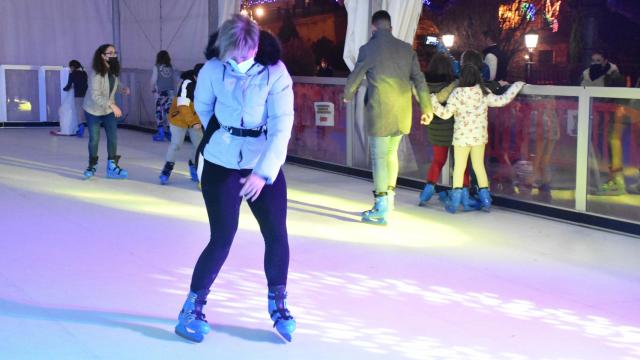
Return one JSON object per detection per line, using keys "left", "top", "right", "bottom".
{"left": 442, "top": 34, "right": 455, "bottom": 50}
{"left": 524, "top": 32, "right": 539, "bottom": 83}
{"left": 255, "top": 7, "right": 265, "bottom": 18}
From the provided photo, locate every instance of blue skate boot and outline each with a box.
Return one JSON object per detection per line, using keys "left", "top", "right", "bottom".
{"left": 76, "top": 123, "right": 85, "bottom": 138}
{"left": 152, "top": 126, "right": 165, "bottom": 142}
{"left": 106, "top": 155, "right": 128, "bottom": 179}
{"left": 478, "top": 187, "right": 493, "bottom": 212}
{"left": 188, "top": 160, "right": 198, "bottom": 182}
{"left": 159, "top": 161, "right": 174, "bottom": 185}
{"left": 361, "top": 192, "right": 389, "bottom": 225}
{"left": 268, "top": 285, "right": 296, "bottom": 342}
{"left": 444, "top": 188, "right": 463, "bottom": 214}
{"left": 83, "top": 156, "right": 98, "bottom": 179}
{"left": 418, "top": 183, "right": 435, "bottom": 206}
{"left": 438, "top": 190, "right": 448, "bottom": 204}
{"left": 175, "top": 289, "right": 211, "bottom": 343}
{"left": 461, "top": 188, "right": 481, "bottom": 211}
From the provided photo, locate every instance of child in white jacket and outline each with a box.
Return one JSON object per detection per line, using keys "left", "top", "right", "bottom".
{"left": 428, "top": 63, "right": 525, "bottom": 212}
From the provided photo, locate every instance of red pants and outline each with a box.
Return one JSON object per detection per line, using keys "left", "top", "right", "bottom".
{"left": 426, "top": 145, "right": 470, "bottom": 187}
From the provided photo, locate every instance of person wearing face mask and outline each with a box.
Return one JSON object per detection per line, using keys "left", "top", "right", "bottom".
{"left": 580, "top": 51, "right": 623, "bottom": 87}
{"left": 82, "top": 44, "right": 130, "bottom": 179}
{"left": 175, "top": 16, "right": 296, "bottom": 343}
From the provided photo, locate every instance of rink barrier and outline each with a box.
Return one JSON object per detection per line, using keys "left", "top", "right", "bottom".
{"left": 0, "top": 65, "right": 66, "bottom": 123}
{"left": 2, "top": 67, "right": 639, "bottom": 235}
{"left": 287, "top": 155, "right": 640, "bottom": 237}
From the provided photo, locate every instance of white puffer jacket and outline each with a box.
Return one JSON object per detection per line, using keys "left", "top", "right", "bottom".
{"left": 195, "top": 55, "right": 294, "bottom": 184}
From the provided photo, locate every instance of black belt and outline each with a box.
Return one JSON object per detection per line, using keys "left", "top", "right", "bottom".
{"left": 221, "top": 125, "right": 265, "bottom": 138}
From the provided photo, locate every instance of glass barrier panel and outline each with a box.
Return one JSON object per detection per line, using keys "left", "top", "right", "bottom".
{"left": 45, "top": 70, "right": 61, "bottom": 121}
{"left": 486, "top": 94, "right": 578, "bottom": 208}
{"left": 399, "top": 100, "right": 433, "bottom": 181}
{"left": 288, "top": 82, "right": 347, "bottom": 165}
{"left": 119, "top": 69, "right": 156, "bottom": 129}
{"left": 5, "top": 69, "right": 39, "bottom": 122}
{"left": 587, "top": 97, "right": 640, "bottom": 223}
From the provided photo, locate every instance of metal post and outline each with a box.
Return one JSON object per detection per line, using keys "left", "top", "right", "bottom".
{"left": 0, "top": 66, "right": 6, "bottom": 123}
{"left": 112, "top": 0, "right": 122, "bottom": 57}
{"left": 38, "top": 67, "right": 47, "bottom": 122}
{"left": 575, "top": 87, "right": 590, "bottom": 211}
{"left": 346, "top": 100, "right": 354, "bottom": 167}
{"left": 525, "top": 51, "right": 533, "bottom": 83}
{"left": 208, "top": 0, "right": 219, "bottom": 34}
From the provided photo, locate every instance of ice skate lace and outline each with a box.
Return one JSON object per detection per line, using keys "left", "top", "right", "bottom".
{"left": 183, "top": 299, "right": 208, "bottom": 323}
{"left": 271, "top": 307, "right": 293, "bottom": 327}
{"left": 269, "top": 293, "right": 293, "bottom": 324}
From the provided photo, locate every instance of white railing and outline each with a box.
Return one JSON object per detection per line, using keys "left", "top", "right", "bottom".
{"left": 0, "top": 65, "right": 67, "bottom": 122}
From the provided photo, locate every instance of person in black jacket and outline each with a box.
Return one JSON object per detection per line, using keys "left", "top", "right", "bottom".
{"left": 482, "top": 30, "right": 508, "bottom": 82}
{"left": 419, "top": 53, "right": 477, "bottom": 210}
{"left": 63, "top": 60, "right": 88, "bottom": 136}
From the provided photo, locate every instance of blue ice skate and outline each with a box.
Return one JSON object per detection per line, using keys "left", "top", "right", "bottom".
{"left": 361, "top": 193, "right": 388, "bottom": 225}
{"left": 175, "top": 290, "right": 211, "bottom": 343}
{"left": 418, "top": 183, "right": 435, "bottom": 206}
{"left": 152, "top": 127, "right": 165, "bottom": 142}
{"left": 461, "top": 188, "right": 481, "bottom": 211}
{"left": 106, "top": 155, "right": 128, "bottom": 179}
{"left": 188, "top": 160, "right": 198, "bottom": 182}
{"left": 159, "top": 162, "right": 174, "bottom": 185}
{"left": 83, "top": 157, "right": 98, "bottom": 179}
{"left": 478, "top": 188, "right": 492, "bottom": 212}
{"left": 268, "top": 285, "right": 296, "bottom": 342}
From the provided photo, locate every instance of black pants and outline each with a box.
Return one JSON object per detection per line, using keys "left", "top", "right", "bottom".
{"left": 190, "top": 160, "right": 289, "bottom": 292}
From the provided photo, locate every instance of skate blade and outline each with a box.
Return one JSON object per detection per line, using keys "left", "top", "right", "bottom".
{"left": 361, "top": 217, "right": 387, "bottom": 226}
{"left": 276, "top": 330, "right": 292, "bottom": 342}
{"left": 175, "top": 325, "right": 204, "bottom": 343}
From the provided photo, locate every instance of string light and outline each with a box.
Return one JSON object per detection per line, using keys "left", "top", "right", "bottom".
{"left": 245, "top": 0, "right": 280, "bottom": 5}
{"left": 544, "top": 0, "right": 562, "bottom": 32}
{"left": 499, "top": 1, "right": 538, "bottom": 30}
{"left": 499, "top": 2, "right": 524, "bottom": 30}
{"left": 522, "top": 2, "right": 536, "bottom": 21}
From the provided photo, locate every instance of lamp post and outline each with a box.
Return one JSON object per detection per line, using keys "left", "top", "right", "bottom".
{"left": 442, "top": 34, "right": 455, "bottom": 50}
{"left": 524, "top": 32, "right": 539, "bottom": 83}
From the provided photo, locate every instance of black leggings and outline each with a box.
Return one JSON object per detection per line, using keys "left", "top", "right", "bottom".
{"left": 190, "top": 160, "right": 289, "bottom": 292}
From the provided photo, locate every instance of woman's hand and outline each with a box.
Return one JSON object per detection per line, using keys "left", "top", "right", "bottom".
{"left": 239, "top": 173, "right": 266, "bottom": 202}
{"left": 110, "top": 104, "right": 123, "bottom": 118}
